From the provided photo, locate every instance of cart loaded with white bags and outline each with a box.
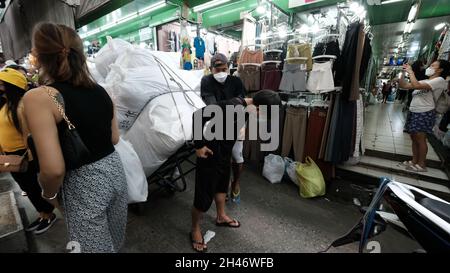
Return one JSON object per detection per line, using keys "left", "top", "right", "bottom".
{"left": 89, "top": 38, "right": 206, "bottom": 205}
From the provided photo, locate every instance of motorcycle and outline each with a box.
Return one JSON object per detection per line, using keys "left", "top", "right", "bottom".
{"left": 324, "top": 177, "right": 450, "bottom": 253}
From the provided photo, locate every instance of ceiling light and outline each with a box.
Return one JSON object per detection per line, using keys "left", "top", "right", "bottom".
{"left": 381, "top": 0, "right": 405, "bottom": 4}
{"left": 434, "top": 23, "right": 446, "bottom": 31}
{"left": 82, "top": 25, "right": 88, "bottom": 32}
{"left": 407, "top": 3, "right": 418, "bottom": 22}
{"left": 193, "top": 0, "right": 231, "bottom": 12}
{"left": 83, "top": 41, "right": 90, "bottom": 47}
{"left": 257, "top": 5, "right": 266, "bottom": 14}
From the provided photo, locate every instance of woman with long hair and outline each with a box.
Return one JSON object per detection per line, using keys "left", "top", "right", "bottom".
{"left": 0, "top": 68, "right": 56, "bottom": 234}
{"left": 22, "top": 22, "right": 127, "bottom": 253}
{"left": 400, "top": 59, "right": 450, "bottom": 172}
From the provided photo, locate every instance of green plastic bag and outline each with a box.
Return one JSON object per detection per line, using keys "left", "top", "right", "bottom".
{"left": 296, "top": 157, "right": 326, "bottom": 198}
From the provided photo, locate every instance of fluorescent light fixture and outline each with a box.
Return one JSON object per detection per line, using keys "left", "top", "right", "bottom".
{"left": 434, "top": 23, "right": 446, "bottom": 31}
{"left": 83, "top": 41, "right": 90, "bottom": 47}
{"left": 381, "top": 0, "right": 405, "bottom": 4}
{"left": 139, "top": 1, "right": 166, "bottom": 16}
{"left": 407, "top": 3, "right": 418, "bottom": 22}
{"left": 193, "top": 0, "right": 231, "bottom": 12}
{"left": 82, "top": 25, "right": 88, "bottom": 32}
{"left": 117, "top": 12, "right": 138, "bottom": 24}
{"left": 257, "top": 5, "right": 266, "bottom": 14}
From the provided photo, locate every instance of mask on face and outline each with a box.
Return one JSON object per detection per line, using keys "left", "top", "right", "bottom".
{"left": 213, "top": 72, "right": 228, "bottom": 83}
{"left": 425, "top": 67, "right": 435, "bottom": 77}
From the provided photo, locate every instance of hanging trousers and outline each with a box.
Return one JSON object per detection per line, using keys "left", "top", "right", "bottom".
{"left": 281, "top": 107, "right": 307, "bottom": 162}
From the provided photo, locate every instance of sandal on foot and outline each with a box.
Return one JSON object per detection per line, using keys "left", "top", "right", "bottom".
{"left": 413, "top": 164, "right": 428, "bottom": 172}
{"left": 190, "top": 232, "right": 207, "bottom": 253}
{"left": 216, "top": 219, "right": 241, "bottom": 228}
{"left": 401, "top": 161, "right": 414, "bottom": 167}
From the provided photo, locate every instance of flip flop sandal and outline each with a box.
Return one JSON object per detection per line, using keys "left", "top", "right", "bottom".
{"left": 413, "top": 164, "right": 428, "bottom": 172}
{"left": 216, "top": 219, "right": 241, "bottom": 228}
{"left": 190, "top": 232, "right": 207, "bottom": 253}
{"left": 401, "top": 161, "right": 414, "bottom": 166}
{"left": 406, "top": 165, "right": 419, "bottom": 172}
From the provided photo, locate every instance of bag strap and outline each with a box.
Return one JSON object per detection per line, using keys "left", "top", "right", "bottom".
{"left": 42, "top": 86, "right": 76, "bottom": 130}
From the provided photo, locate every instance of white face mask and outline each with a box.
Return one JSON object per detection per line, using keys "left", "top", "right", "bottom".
{"left": 425, "top": 67, "right": 435, "bottom": 77}
{"left": 213, "top": 72, "right": 228, "bottom": 83}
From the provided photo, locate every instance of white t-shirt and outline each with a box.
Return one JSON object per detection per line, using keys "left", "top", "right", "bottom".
{"left": 409, "top": 77, "right": 447, "bottom": 113}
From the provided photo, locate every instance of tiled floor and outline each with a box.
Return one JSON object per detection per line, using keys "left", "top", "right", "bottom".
{"left": 364, "top": 102, "right": 440, "bottom": 161}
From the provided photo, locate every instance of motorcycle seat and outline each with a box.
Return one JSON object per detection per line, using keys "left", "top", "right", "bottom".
{"left": 419, "top": 198, "right": 450, "bottom": 223}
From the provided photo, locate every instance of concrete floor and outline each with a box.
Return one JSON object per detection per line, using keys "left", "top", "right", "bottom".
{"left": 9, "top": 163, "right": 421, "bottom": 253}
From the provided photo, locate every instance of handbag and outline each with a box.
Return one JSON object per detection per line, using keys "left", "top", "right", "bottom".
{"left": 0, "top": 144, "right": 28, "bottom": 173}
{"left": 43, "top": 86, "right": 91, "bottom": 170}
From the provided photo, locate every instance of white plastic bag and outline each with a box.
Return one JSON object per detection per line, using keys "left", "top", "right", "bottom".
{"left": 114, "top": 138, "right": 148, "bottom": 203}
{"left": 284, "top": 157, "right": 299, "bottom": 187}
{"left": 95, "top": 37, "right": 131, "bottom": 78}
{"left": 262, "top": 154, "right": 285, "bottom": 184}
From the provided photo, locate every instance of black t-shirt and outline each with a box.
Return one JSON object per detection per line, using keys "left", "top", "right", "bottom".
{"left": 197, "top": 74, "right": 247, "bottom": 152}
{"left": 49, "top": 82, "right": 115, "bottom": 165}
{"left": 200, "top": 74, "right": 246, "bottom": 105}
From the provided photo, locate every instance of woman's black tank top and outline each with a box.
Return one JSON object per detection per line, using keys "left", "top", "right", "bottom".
{"left": 49, "top": 82, "right": 115, "bottom": 165}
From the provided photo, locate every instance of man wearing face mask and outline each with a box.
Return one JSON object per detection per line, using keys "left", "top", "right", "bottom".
{"left": 200, "top": 53, "right": 246, "bottom": 204}
{"left": 190, "top": 53, "right": 247, "bottom": 252}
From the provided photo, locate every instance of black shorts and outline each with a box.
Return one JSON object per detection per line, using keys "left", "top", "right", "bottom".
{"left": 193, "top": 143, "right": 233, "bottom": 212}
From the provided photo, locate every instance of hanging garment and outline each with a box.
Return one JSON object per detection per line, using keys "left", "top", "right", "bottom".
{"left": 304, "top": 107, "right": 328, "bottom": 161}
{"left": 353, "top": 95, "right": 364, "bottom": 158}
{"left": 330, "top": 98, "right": 356, "bottom": 164}
{"left": 279, "top": 64, "right": 306, "bottom": 92}
{"left": 360, "top": 35, "right": 372, "bottom": 82}
{"left": 313, "top": 40, "right": 341, "bottom": 74}
{"left": 313, "top": 40, "right": 341, "bottom": 60}
{"left": 238, "top": 64, "right": 261, "bottom": 92}
{"left": 324, "top": 93, "right": 342, "bottom": 162}
{"left": 319, "top": 94, "right": 335, "bottom": 159}
{"left": 306, "top": 61, "right": 335, "bottom": 93}
{"left": 264, "top": 50, "right": 282, "bottom": 61}
{"left": 349, "top": 23, "right": 366, "bottom": 101}
{"left": 240, "top": 48, "right": 264, "bottom": 64}
{"left": 281, "top": 107, "right": 307, "bottom": 162}
{"left": 261, "top": 62, "right": 282, "bottom": 91}
{"left": 286, "top": 44, "right": 312, "bottom": 71}
{"left": 334, "top": 22, "right": 361, "bottom": 100}
{"left": 193, "top": 37, "right": 206, "bottom": 59}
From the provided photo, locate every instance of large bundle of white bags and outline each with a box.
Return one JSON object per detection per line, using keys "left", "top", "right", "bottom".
{"left": 91, "top": 38, "right": 205, "bottom": 177}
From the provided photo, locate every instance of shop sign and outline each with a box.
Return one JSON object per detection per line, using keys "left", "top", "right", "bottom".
{"left": 139, "top": 27, "right": 152, "bottom": 41}
{"left": 289, "top": 0, "right": 324, "bottom": 9}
